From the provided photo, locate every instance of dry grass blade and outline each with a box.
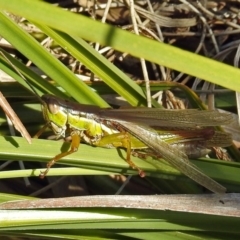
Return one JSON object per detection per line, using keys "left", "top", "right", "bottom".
{"left": 1, "top": 194, "right": 239, "bottom": 217}
{"left": 0, "top": 92, "right": 31, "bottom": 144}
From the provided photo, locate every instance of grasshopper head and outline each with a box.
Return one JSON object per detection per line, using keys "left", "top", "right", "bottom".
{"left": 41, "top": 94, "right": 68, "bottom": 138}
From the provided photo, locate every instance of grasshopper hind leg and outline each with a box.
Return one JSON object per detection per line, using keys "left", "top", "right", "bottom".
{"left": 124, "top": 134, "right": 146, "bottom": 177}
{"left": 96, "top": 132, "right": 146, "bottom": 177}
{"left": 39, "top": 130, "right": 81, "bottom": 179}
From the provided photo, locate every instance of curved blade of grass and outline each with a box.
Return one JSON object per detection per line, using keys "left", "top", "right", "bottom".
{"left": 1, "top": 0, "right": 240, "bottom": 92}
{"left": 33, "top": 24, "right": 153, "bottom": 107}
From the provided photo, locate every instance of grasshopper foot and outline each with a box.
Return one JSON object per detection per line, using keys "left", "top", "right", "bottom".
{"left": 39, "top": 168, "right": 49, "bottom": 179}
{"left": 39, "top": 160, "right": 55, "bottom": 179}
{"left": 39, "top": 171, "right": 46, "bottom": 179}
{"left": 139, "top": 170, "right": 146, "bottom": 178}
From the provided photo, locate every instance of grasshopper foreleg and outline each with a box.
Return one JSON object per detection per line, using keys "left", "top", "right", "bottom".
{"left": 39, "top": 130, "right": 81, "bottom": 178}
{"left": 33, "top": 123, "right": 50, "bottom": 139}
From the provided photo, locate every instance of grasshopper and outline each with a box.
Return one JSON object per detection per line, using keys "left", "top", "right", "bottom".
{"left": 0, "top": 50, "right": 232, "bottom": 193}
{"left": 35, "top": 94, "right": 232, "bottom": 194}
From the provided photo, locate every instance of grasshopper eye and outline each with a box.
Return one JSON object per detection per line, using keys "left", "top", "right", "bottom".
{"left": 48, "top": 99, "right": 59, "bottom": 114}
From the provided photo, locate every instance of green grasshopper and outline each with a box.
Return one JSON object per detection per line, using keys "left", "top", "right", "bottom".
{"left": 0, "top": 49, "right": 232, "bottom": 193}
{"left": 35, "top": 94, "right": 232, "bottom": 194}
{"left": 0, "top": 48, "right": 232, "bottom": 193}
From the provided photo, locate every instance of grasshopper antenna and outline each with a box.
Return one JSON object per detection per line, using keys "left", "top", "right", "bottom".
{"left": 0, "top": 50, "right": 44, "bottom": 104}
{"left": 22, "top": 77, "right": 44, "bottom": 104}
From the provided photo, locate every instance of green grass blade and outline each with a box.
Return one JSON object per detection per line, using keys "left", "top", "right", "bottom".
{"left": 33, "top": 24, "right": 150, "bottom": 107}
{"left": 0, "top": 136, "right": 239, "bottom": 193}
{"left": 1, "top": 0, "right": 240, "bottom": 92}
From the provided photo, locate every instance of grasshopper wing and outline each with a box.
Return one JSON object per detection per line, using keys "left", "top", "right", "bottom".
{"left": 114, "top": 120, "right": 226, "bottom": 194}
{"left": 100, "top": 108, "right": 232, "bottom": 128}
